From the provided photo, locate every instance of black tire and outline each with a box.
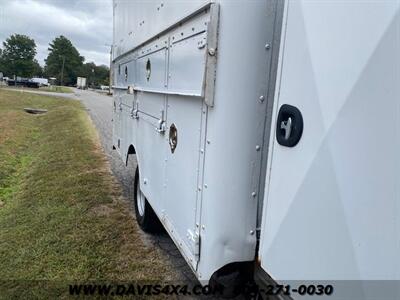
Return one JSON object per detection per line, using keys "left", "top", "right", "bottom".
{"left": 209, "top": 262, "right": 255, "bottom": 299}
{"left": 133, "top": 166, "right": 162, "bottom": 233}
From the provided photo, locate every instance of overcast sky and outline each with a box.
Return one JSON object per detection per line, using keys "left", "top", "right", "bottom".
{"left": 0, "top": 0, "right": 112, "bottom": 67}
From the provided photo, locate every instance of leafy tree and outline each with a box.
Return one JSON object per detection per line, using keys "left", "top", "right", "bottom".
{"left": 32, "top": 59, "right": 43, "bottom": 77}
{"left": 80, "top": 62, "right": 109, "bottom": 88}
{"left": 45, "top": 36, "right": 84, "bottom": 86}
{"left": 0, "top": 48, "right": 3, "bottom": 74}
{"left": 95, "top": 65, "right": 110, "bottom": 86}
{"left": 0, "top": 34, "right": 37, "bottom": 77}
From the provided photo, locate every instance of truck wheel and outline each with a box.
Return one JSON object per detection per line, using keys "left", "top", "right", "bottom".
{"left": 134, "top": 166, "right": 162, "bottom": 233}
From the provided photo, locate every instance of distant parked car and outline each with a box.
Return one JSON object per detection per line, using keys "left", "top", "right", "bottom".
{"left": 7, "top": 78, "right": 39, "bottom": 88}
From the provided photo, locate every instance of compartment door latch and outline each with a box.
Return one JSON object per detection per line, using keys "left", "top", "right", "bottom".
{"left": 155, "top": 110, "right": 166, "bottom": 133}
{"left": 276, "top": 104, "right": 303, "bottom": 147}
{"left": 131, "top": 102, "right": 139, "bottom": 119}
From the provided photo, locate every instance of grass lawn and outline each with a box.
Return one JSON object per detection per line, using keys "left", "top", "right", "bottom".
{"left": 0, "top": 90, "right": 177, "bottom": 298}
{"left": 39, "top": 85, "right": 73, "bottom": 93}
{"left": 0, "top": 85, "right": 73, "bottom": 94}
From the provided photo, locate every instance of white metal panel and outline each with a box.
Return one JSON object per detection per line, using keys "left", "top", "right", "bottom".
{"left": 115, "top": 60, "right": 132, "bottom": 87}
{"left": 113, "top": 0, "right": 209, "bottom": 59}
{"left": 120, "top": 94, "right": 134, "bottom": 159}
{"left": 113, "top": 5, "right": 213, "bottom": 98}
{"left": 113, "top": 0, "right": 280, "bottom": 283}
{"left": 197, "top": 0, "right": 278, "bottom": 281}
{"left": 136, "top": 114, "right": 167, "bottom": 215}
{"left": 136, "top": 40, "right": 168, "bottom": 91}
{"left": 260, "top": 0, "right": 400, "bottom": 284}
{"left": 136, "top": 92, "right": 165, "bottom": 123}
{"left": 163, "top": 95, "right": 204, "bottom": 269}
{"left": 112, "top": 92, "right": 123, "bottom": 154}
{"left": 113, "top": 3, "right": 213, "bottom": 272}
{"left": 168, "top": 32, "right": 207, "bottom": 96}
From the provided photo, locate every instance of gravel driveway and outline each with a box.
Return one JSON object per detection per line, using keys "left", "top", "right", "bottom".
{"left": 73, "top": 88, "right": 197, "bottom": 283}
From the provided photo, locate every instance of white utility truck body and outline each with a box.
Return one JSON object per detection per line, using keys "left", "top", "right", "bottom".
{"left": 77, "top": 77, "right": 87, "bottom": 89}
{"left": 112, "top": 0, "right": 399, "bottom": 298}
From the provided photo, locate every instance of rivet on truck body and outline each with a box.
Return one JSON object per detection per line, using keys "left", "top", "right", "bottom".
{"left": 256, "top": 145, "right": 261, "bottom": 151}
{"left": 252, "top": 192, "right": 257, "bottom": 197}
{"left": 265, "top": 43, "right": 271, "bottom": 50}
{"left": 250, "top": 230, "right": 255, "bottom": 235}
{"left": 259, "top": 95, "right": 265, "bottom": 102}
{"left": 208, "top": 48, "right": 216, "bottom": 56}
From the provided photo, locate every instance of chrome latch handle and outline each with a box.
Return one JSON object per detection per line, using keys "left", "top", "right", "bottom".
{"left": 131, "top": 109, "right": 139, "bottom": 119}
{"left": 131, "top": 102, "right": 139, "bottom": 119}
{"left": 155, "top": 110, "right": 165, "bottom": 133}
{"left": 280, "top": 117, "right": 292, "bottom": 140}
{"left": 156, "top": 119, "right": 166, "bottom": 133}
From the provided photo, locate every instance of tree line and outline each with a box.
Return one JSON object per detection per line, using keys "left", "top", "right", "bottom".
{"left": 0, "top": 34, "right": 109, "bottom": 87}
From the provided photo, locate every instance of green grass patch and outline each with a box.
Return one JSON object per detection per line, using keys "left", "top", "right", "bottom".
{"left": 0, "top": 90, "right": 177, "bottom": 298}
{"left": 0, "top": 85, "right": 73, "bottom": 94}
{"left": 39, "top": 86, "right": 73, "bottom": 93}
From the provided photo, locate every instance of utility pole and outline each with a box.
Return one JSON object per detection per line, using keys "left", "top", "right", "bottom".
{"left": 109, "top": 45, "right": 112, "bottom": 95}
{"left": 60, "top": 55, "right": 65, "bottom": 86}
{"left": 91, "top": 68, "right": 95, "bottom": 89}
{"left": 105, "top": 43, "right": 113, "bottom": 95}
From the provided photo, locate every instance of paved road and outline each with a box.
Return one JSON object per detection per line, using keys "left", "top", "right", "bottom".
{"left": 73, "top": 89, "right": 197, "bottom": 283}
